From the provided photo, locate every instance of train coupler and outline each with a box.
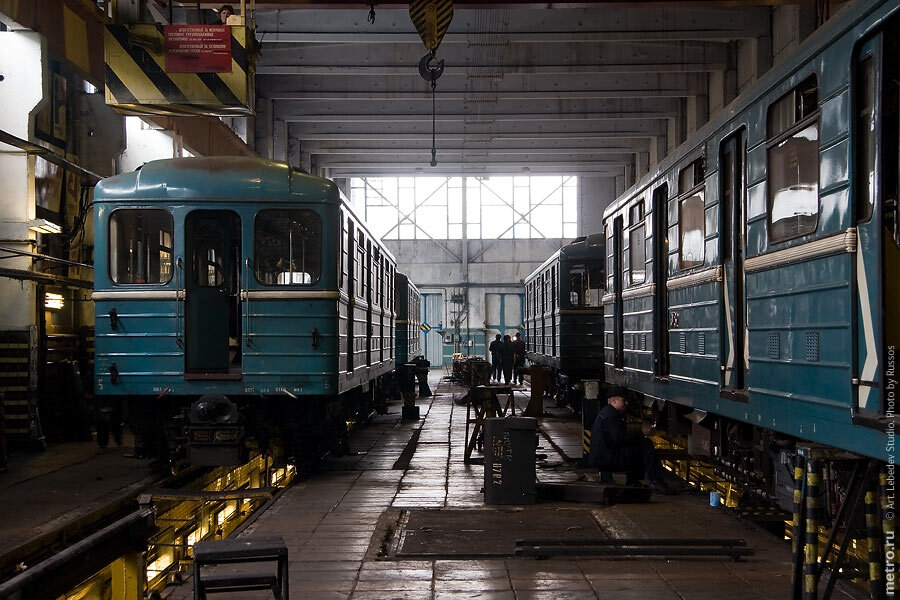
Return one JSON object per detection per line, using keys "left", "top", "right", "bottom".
{"left": 187, "top": 394, "right": 244, "bottom": 466}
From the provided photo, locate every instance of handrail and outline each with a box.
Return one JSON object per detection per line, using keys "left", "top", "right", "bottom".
{"left": 244, "top": 257, "right": 252, "bottom": 346}
{"left": 175, "top": 258, "right": 184, "bottom": 348}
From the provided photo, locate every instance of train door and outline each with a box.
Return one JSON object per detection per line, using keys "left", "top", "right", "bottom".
{"left": 365, "top": 238, "right": 373, "bottom": 366}
{"left": 346, "top": 220, "right": 355, "bottom": 374}
{"left": 184, "top": 210, "right": 241, "bottom": 375}
{"left": 613, "top": 215, "right": 625, "bottom": 368}
{"left": 720, "top": 130, "right": 747, "bottom": 396}
{"left": 422, "top": 292, "right": 444, "bottom": 365}
{"left": 652, "top": 185, "right": 669, "bottom": 377}
{"left": 854, "top": 24, "right": 900, "bottom": 420}
{"left": 551, "top": 265, "right": 558, "bottom": 355}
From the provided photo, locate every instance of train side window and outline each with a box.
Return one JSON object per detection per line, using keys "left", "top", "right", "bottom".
{"left": 254, "top": 209, "right": 322, "bottom": 286}
{"left": 678, "top": 158, "right": 706, "bottom": 270}
{"left": 355, "top": 232, "right": 365, "bottom": 299}
{"left": 628, "top": 200, "right": 646, "bottom": 285}
{"left": 766, "top": 75, "right": 820, "bottom": 243}
{"left": 856, "top": 56, "right": 876, "bottom": 223}
{"left": 109, "top": 209, "right": 173, "bottom": 285}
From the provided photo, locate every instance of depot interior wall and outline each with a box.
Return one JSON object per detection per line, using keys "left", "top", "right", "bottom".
{"left": 386, "top": 237, "right": 568, "bottom": 364}
{"left": 0, "top": 31, "right": 46, "bottom": 330}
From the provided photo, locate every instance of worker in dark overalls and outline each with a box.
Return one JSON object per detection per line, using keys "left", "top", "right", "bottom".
{"left": 588, "top": 388, "right": 671, "bottom": 493}
{"left": 513, "top": 332, "right": 527, "bottom": 385}
{"left": 500, "top": 334, "right": 515, "bottom": 385}
{"left": 489, "top": 334, "right": 502, "bottom": 382}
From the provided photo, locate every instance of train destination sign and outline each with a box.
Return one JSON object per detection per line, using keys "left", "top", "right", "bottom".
{"left": 164, "top": 25, "right": 232, "bottom": 73}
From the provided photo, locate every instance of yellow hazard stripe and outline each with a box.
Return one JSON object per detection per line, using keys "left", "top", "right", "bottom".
{"left": 105, "top": 24, "right": 249, "bottom": 115}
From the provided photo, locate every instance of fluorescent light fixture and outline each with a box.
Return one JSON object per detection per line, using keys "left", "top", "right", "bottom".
{"left": 45, "top": 293, "right": 64, "bottom": 310}
{"left": 27, "top": 219, "right": 62, "bottom": 234}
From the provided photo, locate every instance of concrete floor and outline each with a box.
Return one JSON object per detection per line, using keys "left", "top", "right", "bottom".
{"left": 0, "top": 433, "right": 156, "bottom": 553}
{"left": 163, "top": 370, "right": 855, "bottom": 600}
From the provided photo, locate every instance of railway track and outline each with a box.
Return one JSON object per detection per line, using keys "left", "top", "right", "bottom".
{"left": 0, "top": 453, "right": 301, "bottom": 600}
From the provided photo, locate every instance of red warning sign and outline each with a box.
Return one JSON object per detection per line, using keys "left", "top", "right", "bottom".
{"left": 164, "top": 25, "right": 232, "bottom": 73}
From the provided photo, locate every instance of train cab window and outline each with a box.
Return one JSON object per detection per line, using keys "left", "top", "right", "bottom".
{"left": 254, "top": 209, "right": 322, "bottom": 286}
{"left": 568, "top": 263, "right": 603, "bottom": 307}
{"left": 628, "top": 201, "right": 646, "bottom": 285}
{"left": 678, "top": 158, "right": 706, "bottom": 270}
{"left": 109, "top": 209, "right": 173, "bottom": 285}
{"left": 766, "top": 75, "right": 819, "bottom": 243}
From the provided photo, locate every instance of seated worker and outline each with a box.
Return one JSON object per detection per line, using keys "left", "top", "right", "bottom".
{"left": 587, "top": 388, "right": 671, "bottom": 493}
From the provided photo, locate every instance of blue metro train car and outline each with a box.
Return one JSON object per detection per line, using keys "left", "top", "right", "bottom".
{"left": 524, "top": 234, "right": 605, "bottom": 411}
{"left": 93, "top": 157, "right": 403, "bottom": 464}
{"left": 394, "top": 273, "right": 422, "bottom": 366}
{"left": 602, "top": 0, "right": 897, "bottom": 467}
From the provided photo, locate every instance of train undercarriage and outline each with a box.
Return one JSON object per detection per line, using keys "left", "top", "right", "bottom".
{"left": 98, "top": 374, "right": 397, "bottom": 468}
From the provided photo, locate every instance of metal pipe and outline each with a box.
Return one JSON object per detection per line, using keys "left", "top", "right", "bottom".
{"left": 0, "top": 128, "right": 102, "bottom": 182}
{"left": 0, "top": 508, "right": 154, "bottom": 598}
{"left": 516, "top": 538, "right": 746, "bottom": 547}
{"left": 0, "top": 245, "right": 93, "bottom": 269}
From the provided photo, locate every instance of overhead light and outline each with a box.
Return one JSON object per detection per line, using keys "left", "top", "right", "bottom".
{"left": 45, "top": 293, "right": 64, "bottom": 310}
{"left": 28, "top": 219, "right": 62, "bottom": 234}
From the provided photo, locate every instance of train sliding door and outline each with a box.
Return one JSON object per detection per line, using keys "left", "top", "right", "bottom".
{"left": 613, "top": 216, "right": 624, "bottom": 368}
{"left": 720, "top": 131, "right": 747, "bottom": 397}
{"left": 184, "top": 210, "right": 241, "bottom": 375}
{"left": 652, "top": 185, "right": 669, "bottom": 378}
{"left": 854, "top": 24, "right": 900, "bottom": 421}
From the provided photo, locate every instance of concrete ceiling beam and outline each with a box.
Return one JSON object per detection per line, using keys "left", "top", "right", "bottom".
{"left": 278, "top": 112, "right": 675, "bottom": 122}
{"left": 290, "top": 132, "right": 658, "bottom": 141}
{"left": 259, "top": 73, "right": 705, "bottom": 98}
{"left": 255, "top": 7, "right": 771, "bottom": 41}
{"left": 256, "top": 62, "right": 725, "bottom": 75}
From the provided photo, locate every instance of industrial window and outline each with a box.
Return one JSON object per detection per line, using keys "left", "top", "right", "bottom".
{"left": 678, "top": 158, "right": 706, "bottom": 270}
{"left": 254, "top": 209, "right": 322, "bottom": 286}
{"left": 350, "top": 176, "right": 578, "bottom": 240}
{"left": 109, "top": 209, "right": 173, "bottom": 285}
{"left": 568, "top": 263, "right": 604, "bottom": 307}
{"left": 766, "top": 75, "right": 820, "bottom": 243}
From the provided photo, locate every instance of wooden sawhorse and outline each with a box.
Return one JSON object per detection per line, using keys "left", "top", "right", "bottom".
{"left": 464, "top": 384, "right": 516, "bottom": 464}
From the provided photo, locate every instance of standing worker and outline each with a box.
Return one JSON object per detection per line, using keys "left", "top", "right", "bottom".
{"left": 500, "top": 334, "right": 515, "bottom": 385}
{"left": 587, "top": 388, "right": 671, "bottom": 493}
{"left": 489, "top": 334, "right": 502, "bottom": 382}
{"left": 218, "top": 4, "right": 235, "bottom": 24}
{"left": 513, "top": 332, "right": 527, "bottom": 385}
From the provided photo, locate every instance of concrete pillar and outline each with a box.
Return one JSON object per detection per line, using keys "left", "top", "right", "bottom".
{"left": 686, "top": 84, "right": 709, "bottom": 135}
{"left": 300, "top": 151, "right": 312, "bottom": 173}
{"left": 578, "top": 176, "right": 617, "bottom": 236}
{"left": 286, "top": 126, "right": 301, "bottom": 168}
{"left": 668, "top": 108, "right": 683, "bottom": 153}
{"left": 656, "top": 135, "right": 668, "bottom": 166}
{"left": 636, "top": 152, "right": 650, "bottom": 180}
{"left": 0, "top": 30, "right": 45, "bottom": 329}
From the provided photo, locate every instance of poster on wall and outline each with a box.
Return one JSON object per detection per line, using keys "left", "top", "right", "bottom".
{"left": 34, "top": 157, "right": 63, "bottom": 215}
{"left": 163, "top": 25, "right": 232, "bottom": 73}
{"left": 35, "top": 72, "right": 68, "bottom": 149}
